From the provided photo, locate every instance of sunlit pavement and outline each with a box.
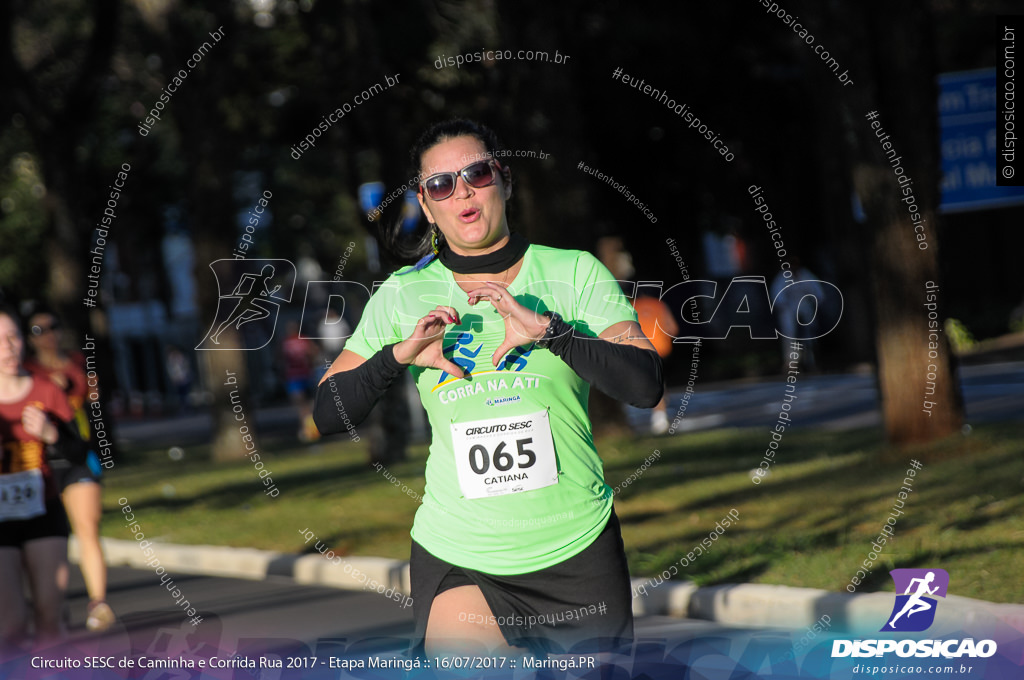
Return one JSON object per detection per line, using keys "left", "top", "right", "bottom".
{"left": 55, "top": 565, "right": 727, "bottom": 656}
{"left": 630, "top": 361, "right": 1023, "bottom": 434}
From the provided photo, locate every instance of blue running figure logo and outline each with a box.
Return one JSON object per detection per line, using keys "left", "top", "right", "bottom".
{"left": 881, "top": 568, "right": 949, "bottom": 632}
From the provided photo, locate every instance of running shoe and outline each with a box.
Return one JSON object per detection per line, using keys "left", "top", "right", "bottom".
{"left": 299, "top": 414, "right": 322, "bottom": 443}
{"left": 86, "top": 600, "right": 116, "bottom": 632}
{"left": 651, "top": 410, "right": 669, "bottom": 434}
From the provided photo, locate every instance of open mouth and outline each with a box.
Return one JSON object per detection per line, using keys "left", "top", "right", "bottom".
{"left": 459, "top": 207, "right": 481, "bottom": 223}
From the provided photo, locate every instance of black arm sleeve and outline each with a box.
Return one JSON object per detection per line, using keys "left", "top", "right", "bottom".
{"left": 546, "top": 317, "right": 664, "bottom": 408}
{"left": 313, "top": 344, "right": 406, "bottom": 436}
{"left": 45, "top": 418, "right": 90, "bottom": 465}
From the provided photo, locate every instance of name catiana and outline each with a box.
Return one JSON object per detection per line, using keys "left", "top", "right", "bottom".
{"left": 484, "top": 473, "right": 528, "bottom": 484}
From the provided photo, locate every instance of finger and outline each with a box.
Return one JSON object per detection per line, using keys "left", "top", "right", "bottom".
{"left": 420, "top": 311, "right": 444, "bottom": 325}
{"left": 21, "top": 413, "right": 42, "bottom": 435}
{"left": 466, "top": 285, "right": 507, "bottom": 306}
{"left": 422, "top": 308, "right": 457, "bottom": 325}
{"left": 419, "top": 315, "right": 448, "bottom": 338}
{"left": 435, "top": 306, "right": 460, "bottom": 325}
{"left": 438, "top": 358, "right": 465, "bottom": 379}
{"left": 465, "top": 283, "right": 502, "bottom": 298}
{"left": 491, "top": 339, "right": 517, "bottom": 367}
{"left": 423, "top": 309, "right": 456, "bottom": 327}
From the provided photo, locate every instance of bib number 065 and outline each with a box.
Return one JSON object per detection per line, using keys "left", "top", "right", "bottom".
{"left": 468, "top": 438, "right": 535, "bottom": 475}
{"left": 451, "top": 410, "right": 557, "bottom": 498}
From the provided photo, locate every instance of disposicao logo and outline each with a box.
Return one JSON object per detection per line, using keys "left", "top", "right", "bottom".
{"left": 882, "top": 568, "right": 949, "bottom": 632}
{"left": 196, "top": 260, "right": 295, "bottom": 351}
{"left": 832, "top": 569, "right": 997, "bottom": 659}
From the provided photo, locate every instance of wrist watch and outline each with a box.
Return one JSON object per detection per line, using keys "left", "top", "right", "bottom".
{"left": 535, "top": 311, "right": 563, "bottom": 349}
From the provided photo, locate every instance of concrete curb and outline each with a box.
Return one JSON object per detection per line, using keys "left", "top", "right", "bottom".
{"left": 630, "top": 579, "right": 1024, "bottom": 636}
{"left": 73, "top": 538, "right": 1024, "bottom": 634}
{"left": 70, "top": 537, "right": 412, "bottom": 595}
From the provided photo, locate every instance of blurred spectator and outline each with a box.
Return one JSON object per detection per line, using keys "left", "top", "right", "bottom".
{"left": 280, "top": 320, "right": 321, "bottom": 442}
{"left": 770, "top": 256, "right": 824, "bottom": 372}
{"left": 318, "top": 308, "right": 352, "bottom": 366}
{"left": 703, "top": 222, "right": 748, "bottom": 279}
{"left": 165, "top": 345, "right": 194, "bottom": 414}
{"left": 596, "top": 235, "right": 635, "bottom": 280}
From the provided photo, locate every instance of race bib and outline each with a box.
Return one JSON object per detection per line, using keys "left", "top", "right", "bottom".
{"left": 451, "top": 410, "right": 559, "bottom": 499}
{"left": 0, "top": 469, "right": 46, "bottom": 521}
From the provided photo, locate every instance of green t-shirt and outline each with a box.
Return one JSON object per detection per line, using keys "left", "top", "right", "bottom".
{"left": 344, "top": 244, "right": 638, "bottom": 574}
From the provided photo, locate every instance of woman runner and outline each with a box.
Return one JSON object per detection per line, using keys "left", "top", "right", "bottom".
{"left": 24, "top": 306, "right": 115, "bottom": 632}
{"left": 0, "top": 304, "right": 88, "bottom": 647}
{"left": 314, "top": 120, "right": 663, "bottom": 657}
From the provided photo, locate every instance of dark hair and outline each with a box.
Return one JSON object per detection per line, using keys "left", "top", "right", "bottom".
{"left": 409, "top": 119, "right": 504, "bottom": 176}
{"left": 383, "top": 119, "right": 508, "bottom": 266}
{"left": 23, "top": 301, "right": 56, "bottom": 324}
{"left": 0, "top": 302, "right": 23, "bottom": 333}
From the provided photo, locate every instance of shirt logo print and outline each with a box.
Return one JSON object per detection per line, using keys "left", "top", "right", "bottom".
{"left": 437, "top": 332, "right": 533, "bottom": 384}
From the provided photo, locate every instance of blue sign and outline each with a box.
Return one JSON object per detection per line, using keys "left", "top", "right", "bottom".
{"left": 939, "top": 68, "right": 1024, "bottom": 212}
{"left": 401, "top": 190, "right": 421, "bottom": 232}
{"left": 357, "top": 182, "right": 385, "bottom": 214}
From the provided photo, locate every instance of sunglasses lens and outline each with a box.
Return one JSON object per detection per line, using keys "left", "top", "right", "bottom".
{"left": 424, "top": 175, "right": 455, "bottom": 200}
{"left": 464, "top": 161, "right": 496, "bottom": 188}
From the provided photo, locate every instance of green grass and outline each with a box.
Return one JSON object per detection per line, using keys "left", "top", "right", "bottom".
{"left": 100, "top": 423, "right": 1024, "bottom": 603}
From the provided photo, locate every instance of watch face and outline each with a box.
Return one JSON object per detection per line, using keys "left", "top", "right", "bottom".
{"left": 537, "top": 312, "right": 558, "bottom": 349}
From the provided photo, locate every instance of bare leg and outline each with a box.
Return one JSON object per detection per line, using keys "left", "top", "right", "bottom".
{"left": 425, "top": 585, "right": 519, "bottom": 657}
{"left": 21, "top": 536, "right": 68, "bottom": 646}
{"left": 62, "top": 481, "right": 107, "bottom": 603}
{"left": 0, "top": 548, "right": 29, "bottom": 645}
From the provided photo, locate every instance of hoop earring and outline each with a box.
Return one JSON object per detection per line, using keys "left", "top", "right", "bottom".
{"left": 430, "top": 224, "right": 440, "bottom": 255}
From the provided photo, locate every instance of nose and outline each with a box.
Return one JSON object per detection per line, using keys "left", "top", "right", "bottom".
{"left": 453, "top": 173, "right": 474, "bottom": 199}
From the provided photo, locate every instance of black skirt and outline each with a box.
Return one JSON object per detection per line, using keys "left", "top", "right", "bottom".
{"left": 409, "top": 510, "right": 634, "bottom": 657}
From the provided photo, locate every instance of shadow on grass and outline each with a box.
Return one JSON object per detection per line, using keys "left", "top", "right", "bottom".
{"left": 631, "top": 540, "right": 775, "bottom": 587}
{"left": 616, "top": 456, "right": 869, "bottom": 531}
{"left": 649, "top": 430, "right": 1017, "bottom": 527}
{"left": 707, "top": 557, "right": 774, "bottom": 586}
{"left": 297, "top": 524, "right": 414, "bottom": 557}
{"left": 604, "top": 427, "right": 883, "bottom": 500}
{"left": 106, "top": 457, "right": 394, "bottom": 514}
{"left": 837, "top": 539, "right": 1024, "bottom": 595}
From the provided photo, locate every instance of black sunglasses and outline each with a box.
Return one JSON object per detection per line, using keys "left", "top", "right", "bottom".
{"left": 419, "top": 159, "right": 504, "bottom": 201}
{"left": 31, "top": 322, "right": 60, "bottom": 336}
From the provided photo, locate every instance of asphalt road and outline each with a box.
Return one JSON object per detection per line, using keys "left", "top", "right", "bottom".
{"left": 13, "top": 565, "right": 739, "bottom": 676}
{"left": 14, "top": 565, "right": 1011, "bottom": 679}
{"left": 58, "top": 564, "right": 732, "bottom": 648}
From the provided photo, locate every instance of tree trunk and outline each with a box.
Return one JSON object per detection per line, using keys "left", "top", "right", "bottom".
{"left": 153, "top": 12, "right": 258, "bottom": 463}
{"left": 834, "top": 0, "right": 964, "bottom": 444}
